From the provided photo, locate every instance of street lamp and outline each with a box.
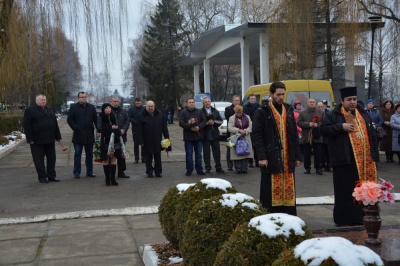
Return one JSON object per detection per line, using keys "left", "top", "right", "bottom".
{"left": 367, "top": 16, "right": 382, "bottom": 100}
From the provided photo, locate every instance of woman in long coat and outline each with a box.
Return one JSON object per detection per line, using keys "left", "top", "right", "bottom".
{"left": 390, "top": 103, "right": 400, "bottom": 164}
{"left": 380, "top": 100, "right": 395, "bottom": 162}
{"left": 228, "top": 105, "right": 253, "bottom": 174}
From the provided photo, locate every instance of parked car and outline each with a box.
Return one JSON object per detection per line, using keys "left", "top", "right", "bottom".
{"left": 213, "top": 102, "right": 231, "bottom": 139}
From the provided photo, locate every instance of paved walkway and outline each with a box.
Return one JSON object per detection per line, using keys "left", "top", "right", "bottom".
{"left": 0, "top": 116, "right": 399, "bottom": 265}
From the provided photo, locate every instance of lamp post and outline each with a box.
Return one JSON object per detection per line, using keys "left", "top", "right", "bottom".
{"left": 367, "top": 16, "right": 382, "bottom": 100}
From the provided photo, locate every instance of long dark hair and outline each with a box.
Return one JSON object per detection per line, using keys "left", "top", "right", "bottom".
{"left": 383, "top": 100, "right": 394, "bottom": 110}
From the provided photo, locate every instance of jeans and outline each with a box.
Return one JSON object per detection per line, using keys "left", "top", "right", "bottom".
{"left": 73, "top": 143, "right": 94, "bottom": 176}
{"left": 184, "top": 140, "right": 203, "bottom": 173}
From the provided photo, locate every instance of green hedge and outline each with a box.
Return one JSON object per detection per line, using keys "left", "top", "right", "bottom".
{"left": 0, "top": 113, "right": 24, "bottom": 134}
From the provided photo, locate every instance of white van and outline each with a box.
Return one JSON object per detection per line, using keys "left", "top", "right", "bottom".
{"left": 213, "top": 102, "right": 231, "bottom": 138}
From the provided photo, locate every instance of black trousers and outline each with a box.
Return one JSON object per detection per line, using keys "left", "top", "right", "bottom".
{"left": 116, "top": 142, "right": 127, "bottom": 174}
{"left": 260, "top": 173, "right": 297, "bottom": 216}
{"left": 303, "top": 142, "right": 323, "bottom": 171}
{"left": 132, "top": 132, "right": 144, "bottom": 162}
{"left": 321, "top": 143, "right": 330, "bottom": 167}
{"left": 145, "top": 152, "right": 162, "bottom": 175}
{"left": 226, "top": 147, "right": 233, "bottom": 169}
{"left": 30, "top": 143, "right": 56, "bottom": 180}
{"left": 203, "top": 140, "right": 222, "bottom": 171}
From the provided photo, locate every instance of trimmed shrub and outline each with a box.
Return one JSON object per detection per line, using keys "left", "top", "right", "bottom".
{"left": 214, "top": 213, "right": 313, "bottom": 266}
{"left": 180, "top": 193, "right": 268, "bottom": 266}
{"left": 0, "top": 136, "right": 9, "bottom": 146}
{"left": 174, "top": 178, "right": 237, "bottom": 247}
{"left": 0, "top": 113, "right": 24, "bottom": 135}
{"left": 158, "top": 183, "right": 195, "bottom": 247}
{"left": 272, "top": 237, "right": 384, "bottom": 266}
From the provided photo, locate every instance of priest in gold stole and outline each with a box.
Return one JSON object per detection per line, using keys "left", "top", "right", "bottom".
{"left": 320, "top": 86, "right": 379, "bottom": 226}
{"left": 252, "top": 81, "right": 302, "bottom": 216}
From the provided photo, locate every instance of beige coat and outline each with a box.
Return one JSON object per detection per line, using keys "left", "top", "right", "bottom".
{"left": 228, "top": 114, "right": 253, "bottom": 160}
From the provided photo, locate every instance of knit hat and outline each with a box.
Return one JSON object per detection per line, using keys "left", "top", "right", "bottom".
{"left": 366, "top": 99, "right": 374, "bottom": 104}
{"left": 101, "top": 103, "right": 112, "bottom": 113}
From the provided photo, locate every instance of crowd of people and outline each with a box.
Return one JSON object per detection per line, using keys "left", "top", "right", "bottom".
{"left": 23, "top": 83, "right": 398, "bottom": 226}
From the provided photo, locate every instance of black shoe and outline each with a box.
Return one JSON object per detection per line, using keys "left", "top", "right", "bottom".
{"left": 316, "top": 170, "right": 323, "bottom": 175}
{"left": 304, "top": 170, "right": 311, "bottom": 174}
{"left": 155, "top": 174, "right": 162, "bottom": 177}
{"left": 216, "top": 169, "right": 225, "bottom": 174}
{"left": 227, "top": 168, "right": 233, "bottom": 171}
{"left": 197, "top": 171, "right": 206, "bottom": 175}
{"left": 142, "top": 160, "right": 145, "bottom": 163}
{"left": 118, "top": 173, "right": 130, "bottom": 178}
{"left": 242, "top": 171, "right": 247, "bottom": 174}
{"left": 147, "top": 174, "right": 154, "bottom": 178}
{"left": 134, "top": 160, "right": 139, "bottom": 164}
{"left": 39, "top": 179, "right": 48, "bottom": 183}
{"left": 86, "top": 174, "right": 96, "bottom": 177}
{"left": 185, "top": 172, "right": 192, "bottom": 176}
{"left": 74, "top": 175, "right": 80, "bottom": 179}
{"left": 48, "top": 178, "right": 60, "bottom": 182}
{"left": 205, "top": 170, "right": 211, "bottom": 173}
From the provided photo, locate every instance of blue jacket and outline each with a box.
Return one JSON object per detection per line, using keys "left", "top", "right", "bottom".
{"left": 366, "top": 108, "right": 384, "bottom": 127}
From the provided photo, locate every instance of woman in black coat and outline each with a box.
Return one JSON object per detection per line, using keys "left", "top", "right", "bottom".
{"left": 97, "top": 103, "right": 121, "bottom": 186}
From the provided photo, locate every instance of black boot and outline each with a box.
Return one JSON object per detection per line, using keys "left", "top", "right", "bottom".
{"left": 390, "top": 152, "right": 395, "bottom": 162}
{"left": 110, "top": 165, "right": 119, "bottom": 186}
{"left": 103, "top": 165, "right": 111, "bottom": 186}
{"left": 385, "top": 152, "right": 391, "bottom": 163}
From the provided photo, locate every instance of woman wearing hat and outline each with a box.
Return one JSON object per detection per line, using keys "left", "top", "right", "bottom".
{"left": 97, "top": 103, "right": 121, "bottom": 186}
{"left": 390, "top": 103, "right": 400, "bottom": 164}
{"left": 380, "top": 100, "right": 395, "bottom": 162}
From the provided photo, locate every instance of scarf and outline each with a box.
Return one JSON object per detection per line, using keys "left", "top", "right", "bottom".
{"left": 234, "top": 114, "right": 249, "bottom": 129}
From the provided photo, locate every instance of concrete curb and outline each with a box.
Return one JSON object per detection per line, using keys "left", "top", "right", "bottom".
{"left": 0, "top": 138, "right": 25, "bottom": 160}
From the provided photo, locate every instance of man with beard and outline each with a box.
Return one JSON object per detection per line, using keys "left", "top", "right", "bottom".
{"left": 110, "top": 95, "right": 130, "bottom": 178}
{"left": 252, "top": 81, "right": 301, "bottom": 215}
{"left": 320, "top": 86, "right": 379, "bottom": 226}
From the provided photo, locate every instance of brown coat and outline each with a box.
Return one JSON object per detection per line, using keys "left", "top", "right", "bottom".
{"left": 380, "top": 109, "right": 395, "bottom": 152}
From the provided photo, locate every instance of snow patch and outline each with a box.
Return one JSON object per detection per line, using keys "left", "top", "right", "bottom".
{"left": 249, "top": 213, "right": 306, "bottom": 238}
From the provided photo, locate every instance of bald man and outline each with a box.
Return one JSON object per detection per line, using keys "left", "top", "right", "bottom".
{"left": 137, "top": 101, "right": 169, "bottom": 177}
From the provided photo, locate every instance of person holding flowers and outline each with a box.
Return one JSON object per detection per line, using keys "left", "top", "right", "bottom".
{"left": 201, "top": 96, "right": 225, "bottom": 174}
{"left": 320, "top": 86, "right": 380, "bottom": 226}
{"left": 298, "top": 98, "right": 324, "bottom": 175}
{"left": 97, "top": 103, "right": 121, "bottom": 186}
{"left": 179, "top": 97, "right": 207, "bottom": 176}
{"left": 137, "top": 101, "right": 169, "bottom": 178}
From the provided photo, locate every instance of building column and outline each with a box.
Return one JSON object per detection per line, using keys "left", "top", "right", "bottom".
{"left": 249, "top": 64, "right": 254, "bottom": 87}
{"left": 259, "top": 32, "right": 269, "bottom": 84}
{"left": 203, "top": 59, "right": 210, "bottom": 93}
{"left": 240, "top": 38, "right": 250, "bottom": 99}
{"left": 194, "top": 65, "right": 200, "bottom": 94}
{"left": 345, "top": 36, "right": 355, "bottom": 87}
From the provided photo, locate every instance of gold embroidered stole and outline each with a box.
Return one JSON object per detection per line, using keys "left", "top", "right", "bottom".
{"left": 341, "top": 107, "right": 377, "bottom": 182}
{"left": 269, "top": 101, "right": 296, "bottom": 206}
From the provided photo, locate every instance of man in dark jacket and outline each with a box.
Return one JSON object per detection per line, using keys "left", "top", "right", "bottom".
{"left": 137, "top": 101, "right": 169, "bottom": 177}
{"left": 128, "top": 98, "right": 145, "bottom": 163}
{"left": 201, "top": 96, "right": 224, "bottom": 174}
{"left": 23, "top": 94, "right": 62, "bottom": 183}
{"left": 243, "top": 93, "right": 260, "bottom": 167}
{"left": 252, "top": 81, "right": 301, "bottom": 215}
{"left": 110, "top": 95, "right": 130, "bottom": 178}
{"left": 320, "top": 86, "right": 379, "bottom": 226}
{"left": 224, "top": 95, "right": 241, "bottom": 170}
{"left": 67, "top": 92, "right": 98, "bottom": 179}
{"left": 297, "top": 98, "right": 324, "bottom": 175}
{"left": 179, "top": 97, "right": 207, "bottom": 176}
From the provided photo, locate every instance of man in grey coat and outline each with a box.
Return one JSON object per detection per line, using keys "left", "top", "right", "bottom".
{"left": 67, "top": 92, "right": 98, "bottom": 179}
{"left": 297, "top": 98, "right": 324, "bottom": 175}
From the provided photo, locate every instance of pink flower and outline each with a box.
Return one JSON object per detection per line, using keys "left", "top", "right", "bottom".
{"left": 353, "top": 179, "right": 396, "bottom": 206}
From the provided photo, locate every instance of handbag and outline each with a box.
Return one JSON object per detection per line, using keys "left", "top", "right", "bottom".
{"left": 376, "top": 127, "right": 387, "bottom": 140}
{"left": 235, "top": 136, "right": 251, "bottom": 156}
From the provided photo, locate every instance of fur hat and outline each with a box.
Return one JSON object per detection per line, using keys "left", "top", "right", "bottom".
{"left": 101, "top": 103, "right": 112, "bottom": 113}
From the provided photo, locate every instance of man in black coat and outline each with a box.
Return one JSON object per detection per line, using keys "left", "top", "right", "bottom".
{"left": 128, "top": 98, "right": 145, "bottom": 163}
{"left": 252, "top": 82, "right": 301, "bottom": 215}
{"left": 23, "top": 94, "right": 62, "bottom": 183}
{"left": 201, "top": 96, "right": 224, "bottom": 174}
{"left": 137, "top": 101, "right": 169, "bottom": 177}
{"left": 320, "top": 86, "right": 379, "bottom": 226}
{"left": 110, "top": 95, "right": 130, "bottom": 178}
{"left": 67, "top": 92, "right": 98, "bottom": 179}
{"left": 179, "top": 97, "right": 207, "bottom": 176}
{"left": 224, "top": 95, "right": 241, "bottom": 170}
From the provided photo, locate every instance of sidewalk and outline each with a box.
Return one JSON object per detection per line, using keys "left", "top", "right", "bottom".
{"left": 0, "top": 116, "right": 399, "bottom": 265}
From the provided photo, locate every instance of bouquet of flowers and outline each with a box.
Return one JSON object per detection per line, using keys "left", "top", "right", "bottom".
{"left": 308, "top": 115, "right": 321, "bottom": 144}
{"left": 205, "top": 112, "right": 214, "bottom": 121}
{"left": 94, "top": 139, "right": 101, "bottom": 162}
{"left": 352, "top": 178, "right": 395, "bottom": 206}
{"left": 187, "top": 118, "right": 198, "bottom": 127}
